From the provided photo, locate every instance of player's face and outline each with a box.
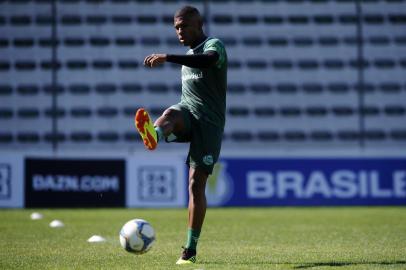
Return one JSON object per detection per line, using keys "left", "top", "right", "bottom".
{"left": 174, "top": 16, "right": 201, "bottom": 47}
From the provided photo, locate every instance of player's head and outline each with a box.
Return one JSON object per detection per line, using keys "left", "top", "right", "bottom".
{"left": 174, "top": 6, "right": 204, "bottom": 47}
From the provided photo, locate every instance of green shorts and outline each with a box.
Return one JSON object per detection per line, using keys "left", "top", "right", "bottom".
{"left": 169, "top": 104, "right": 224, "bottom": 175}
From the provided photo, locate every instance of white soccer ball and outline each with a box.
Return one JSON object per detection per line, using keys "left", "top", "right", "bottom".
{"left": 119, "top": 219, "right": 156, "bottom": 254}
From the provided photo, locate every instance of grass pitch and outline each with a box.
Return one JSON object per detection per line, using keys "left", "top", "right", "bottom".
{"left": 0, "top": 207, "right": 405, "bottom": 270}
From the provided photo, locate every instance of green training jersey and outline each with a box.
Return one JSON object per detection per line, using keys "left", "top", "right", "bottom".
{"left": 180, "top": 37, "right": 227, "bottom": 128}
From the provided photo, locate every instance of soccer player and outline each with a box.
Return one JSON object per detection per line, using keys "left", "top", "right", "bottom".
{"left": 135, "top": 5, "right": 227, "bottom": 265}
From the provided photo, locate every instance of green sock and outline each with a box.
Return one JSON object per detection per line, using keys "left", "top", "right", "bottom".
{"left": 185, "top": 228, "right": 200, "bottom": 250}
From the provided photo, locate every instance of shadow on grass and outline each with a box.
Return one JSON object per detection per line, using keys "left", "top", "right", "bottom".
{"left": 293, "top": 260, "right": 406, "bottom": 269}
{"left": 200, "top": 260, "right": 406, "bottom": 268}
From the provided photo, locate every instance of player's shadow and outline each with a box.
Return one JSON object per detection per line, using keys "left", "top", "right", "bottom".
{"left": 293, "top": 260, "right": 406, "bottom": 269}
{"left": 201, "top": 260, "right": 406, "bottom": 268}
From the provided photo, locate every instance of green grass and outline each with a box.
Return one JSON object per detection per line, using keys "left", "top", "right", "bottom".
{"left": 0, "top": 207, "right": 405, "bottom": 270}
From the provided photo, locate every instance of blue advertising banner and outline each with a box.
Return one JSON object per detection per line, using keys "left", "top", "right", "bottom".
{"left": 205, "top": 158, "right": 406, "bottom": 206}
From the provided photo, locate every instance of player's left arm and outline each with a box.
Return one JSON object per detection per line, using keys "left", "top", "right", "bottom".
{"left": 143, "top": 52, "right": 219, "bottom": 68}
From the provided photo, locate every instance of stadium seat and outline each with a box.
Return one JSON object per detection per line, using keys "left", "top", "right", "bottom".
{"left": 43, "top": 84, "right": 65, "bottom": 95}
{"left": 0, "top": 133, "right": 13, "bottom": 143}
{"left": 70, "top": 131, "right": 93, "bottom": 142}
{"left": 0, "top": 61, "right": 10, "bottom": 71}
{"left": 97, "top": 131, "right": 119, "bottom": 142}
{"left": 331, "top": 106, "right": 355, "bottom": 117}
{"left": 69, "top": 84, "right": 91, "bottom": 94}
{"left": 122, "top": 106, "right": 138, "bottom": 117}
{"left": 123, "top": 131, "right": 140, "bottom": 142}
{"left": 89, "top": 36, "right": 110, "bottom": 47}
{"left": 17, "top": 108, "right": 40, "bottom": 118}
{"left": 0, "top": 38, "right": 8, "bottom": 48}
{"left": 0, "top": 108, "right": 13, "bottom": 119}
{"left": 246, "top": 60, "right": 267, "bottom": 69}
{"left": 280, "top": 106, "right": 302, "bottom": 117}
{"left": 43, "top": 132, "right": 67, "bottom": 143}
{"left": 40, "top": 60, "right": 62, "bottom": 70}
{"left": 10, "top": 15, "right": 32, "bottom": 26}
{"left": 369, "top": 36, "right": 390, "bottom": 46}
{"left": 267, "top": 37, "right": 288, "bottom": 46}
{"left": 147, "top": 83, "right": 169, "bottom": 94}
{"left": 97, "top": 107, "right": 118, "bottom": 118}
{"left": 38, "top": 38, "right": 60, "bottom": 47}
{"left": 302, "top": 83, "right": 324, "bottom": 94}
{"left": 230, "top": 131, "right": 253, "bottom": 142}
{"left": 212, "top": 15, "right": 234, "bottom": 24}
{"left": 360, "top": 106, "right": 380, "bottom": 117}
{"left": 310, "top": 130, "right": 334, "bottom": 141}
{"left": 242, "top": 37, "right": 263, "bottom": 46}
{"left": 228, "top": 106, "right": 250, "bottom": 117}
{"left": 171, "top": 83, "right": 182, "bottom": 93}
{"left": 390, "top": 129, "right": 406, "bottom": 140}
{"left": 254, "top": 107, "right": 276, "bottom": 117}
{"left": 61, "top": 15, "right": 82, "bottom": 25}
{"left": 120, "top": 83, "right": 142, "bottom": 93}
{"left": 86, "top": 15, "right": 108, "bottom": 25}
{"left": 283, "top": 131, "right": 307, "bottom": 142}
{"left": 292, "top": 37, "right": 314, "bottom": 47}
{"left": 305, "top": 106, "right": 328, "bottom": 117}
{"left": 384, "top": 105, "right": 406, "bottom": 116}
{"left": 95, "top": 83, "right": 117, "bottom": 94}
{"left": 140, "top": 37, "right": 161, "bottom": 46}
{"left": 237, "top": 15, "right": 259, "bottom": 25}
{"left": 271, "top": 60, "right": 293, "bottom": 70}
{"left": 379, "top": 82, "right": 402, "bottom": 93}
{"left": 92, "top": 60, "right": 113, "bottom": 70}
{"left": 115, "top": 37, "right": 136, "bottom": 46}
{"left": 227, "top": 83, "right": 246, "bottom": 94}
{"left": 257, "top": 131, "right": 280, "bottom": 142}
{"left": 17, "top": 132, "right": 40, "bottom": 143}
{"left": 219, "top": 36, "right": 237, "bottom": 46}
{"left": 394, "top": 36, "right": 406, "bottom": 45}
{"left": 166, "top": 37, "right": 180, "bottom": 47}
{"left": 70, "top": 107, "right": 92, "bottom": 118}
{"left": 13, "top": 38, "right": 35, "bottom": 48}
{"left": 15, "top": 60, "right": 36, "bottom": 71}
{"left": 327, "top": 83, "right": 350, "bottom": 94}
{"left": 228, "top": 60, "right": 242, "bottom": 69}
{"left": 17, "top": 85, "right": 39, "bottom": 95}
{"left": 0, "top": 85, "right": 12, "bottom": 95}
{"left": 118, "top": 60, "right": 139, "bottom": 70}
{"left": 263, "top": 15, "right": 284, "bottom": 25}
{"left": 323, "top": 59, "right": 345, "bottom": 70}
{"left": 337, "top": 130, "right": 360, "bottom": 141}
{"left": 66, "top": 60, "right": 87, "bottom": 70}
{"left": 276, "top": 83, "right": 298, "bottom": 94}
{"left": 363, "top": 130, "right": 386, "bottom": 141}
{"left": 249, "top": 83, "right": 271, "bottom": 94}
{"left": 64, "top": 37, "right": 86, "bottom": 47}
{"left": 318, "top": 36, "right": 339, "bottom": 46}
{"left": 137, "top": 15, "right": 157, "bottom": 24}
{"left": 44, "top": 108, "right": 66, "bottom": 118}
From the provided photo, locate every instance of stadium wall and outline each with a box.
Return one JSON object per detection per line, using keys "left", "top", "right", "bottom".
{"left": 1, "top": 152, "right": 405, "bottom": 208}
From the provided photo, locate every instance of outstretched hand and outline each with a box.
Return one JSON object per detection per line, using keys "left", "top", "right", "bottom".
{"left": 144, "top": 54, "right": 167, "bottom": 68}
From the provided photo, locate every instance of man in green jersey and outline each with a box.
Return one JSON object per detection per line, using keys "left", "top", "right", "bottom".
{"left": 135, "top": 5, "right": 227, "bottom": 265}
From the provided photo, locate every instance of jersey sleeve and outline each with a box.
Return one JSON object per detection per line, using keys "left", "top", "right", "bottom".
{"left": 203, "top": 38, "right": 226, "bottom": 69}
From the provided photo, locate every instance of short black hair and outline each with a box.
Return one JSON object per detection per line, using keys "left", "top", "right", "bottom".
{"left": 175, "top": 5, "right": 201, "bottom": 19}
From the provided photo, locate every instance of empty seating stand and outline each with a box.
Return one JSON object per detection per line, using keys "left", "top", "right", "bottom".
{"left": 0, "top": 0, "right": 405, "bottom": 151}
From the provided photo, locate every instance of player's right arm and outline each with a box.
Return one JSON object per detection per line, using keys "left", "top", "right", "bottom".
{"left": 143, "top": 51, "right": 219, "bottom": 68}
